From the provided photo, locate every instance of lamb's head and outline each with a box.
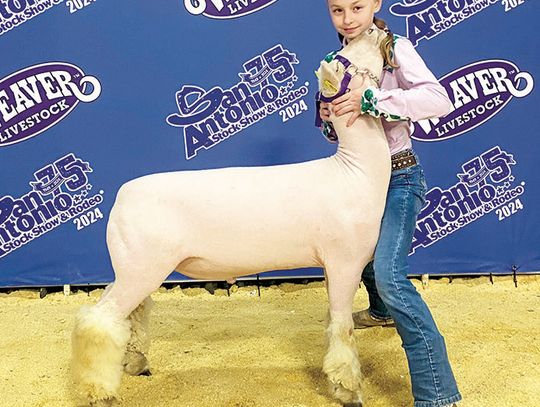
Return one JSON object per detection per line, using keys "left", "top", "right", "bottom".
{"left": 317, "top": 26, "right": 386, "bottom": 101}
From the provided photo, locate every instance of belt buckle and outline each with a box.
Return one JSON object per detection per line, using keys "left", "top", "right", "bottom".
{"left": 391, "top": 151, "right": 416, "bottom": 171}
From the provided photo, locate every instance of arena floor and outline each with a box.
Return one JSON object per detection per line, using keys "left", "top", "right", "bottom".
{"left": 1, "top": 276, "right": 539, "bottom": 407}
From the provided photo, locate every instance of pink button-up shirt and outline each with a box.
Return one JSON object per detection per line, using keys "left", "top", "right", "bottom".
{"left": 371, "top": 36, "right": 453, "bottom": 155}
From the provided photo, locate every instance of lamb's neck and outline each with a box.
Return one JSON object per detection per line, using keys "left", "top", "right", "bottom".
{"left": 330, "top": 115, "right": 390, "bottom": 175}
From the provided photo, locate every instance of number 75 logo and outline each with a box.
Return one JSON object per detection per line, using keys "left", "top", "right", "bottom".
{"left": 458, "top": 146, "right": 515, "bottom": 188}
{"left": 30, "top": 154, "right": 93, "bottom": 196}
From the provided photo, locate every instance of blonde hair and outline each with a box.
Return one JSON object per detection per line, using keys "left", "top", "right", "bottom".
{"left": 373, "top": 17, "right": 399, "bottom": 69}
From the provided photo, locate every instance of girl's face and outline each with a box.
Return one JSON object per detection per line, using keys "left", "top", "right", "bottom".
{"left": 327, "top": 0, "right": 382, "bottom": 41}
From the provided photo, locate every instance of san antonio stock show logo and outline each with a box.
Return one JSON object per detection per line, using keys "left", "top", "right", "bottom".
{"left": 0, "top": 153, "right": 105, "bottom": 258}
{"left": 389, "top": 0, "right": 500, "bottom": 45}
{"left": 0, "top": 0, "right": 63, "bottom": 36}
{"left": 167, "top": 44, "right": 309, "bottom": 160}
{"left": 183, "top": 0, "right": 278, "bottom": 18}
{"left": 411, "top": 146, "right": 526, "bottom": 254}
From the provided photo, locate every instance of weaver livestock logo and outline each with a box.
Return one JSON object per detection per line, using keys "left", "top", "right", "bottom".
{"left": 413, "top": 60, "right": 534, "bottom": 142}
{"left": 0, "top": 0, "right": 63, "bottom": 36}
{"left": 167, "top": 44, "right": 309, "bottom": 160}
{"left": 411, "top": 146, "right": 525, "bottom": 253}
{"left": 0, "top": 153, "right": 105, "bottom": 258}
{"left": 0, "top": 62, "right": 102, "bottom": 147}
{"left": 184, "top": 0, "right": 277, "bottom": 18}
{"left": 389, "top": 0, "right": 499, "bottom": 45}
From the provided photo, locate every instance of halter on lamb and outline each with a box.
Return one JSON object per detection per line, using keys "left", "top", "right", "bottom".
{"left": 71, "top": 26, "right": 390, "bottom": 407}
{"left": 315, "top": 26, "right": 385, "bottom": 142}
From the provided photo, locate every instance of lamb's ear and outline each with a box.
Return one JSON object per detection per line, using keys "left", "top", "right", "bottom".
{"left": 371, "top": 27, "right": 385, "bottom": 45}
{"left": 315, "top": 67, "right": 322, "bottom": 90}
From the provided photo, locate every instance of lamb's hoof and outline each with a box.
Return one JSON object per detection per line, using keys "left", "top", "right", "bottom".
{"left": 89, "top": 397, "right": 118, "bottom": 407}
{"left": 329, "top": 381, "right": 363, "bottom": 407}
{"left": 138, "top": 369, "right": 152, "bottom": 377}
{"left": 123, "top": 350, "right": 150, "bottom": 376}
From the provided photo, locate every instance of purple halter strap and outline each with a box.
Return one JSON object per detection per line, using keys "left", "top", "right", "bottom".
{"left": 318, "top": 55, "right": 354, "bottom": 103}
{"left": 315, "top": 54, "right": 354, "bottom": 127}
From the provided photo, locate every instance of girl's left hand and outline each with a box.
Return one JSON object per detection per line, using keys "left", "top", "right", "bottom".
{"left": 332, "top": 87, "right": 365, "bottom": 127}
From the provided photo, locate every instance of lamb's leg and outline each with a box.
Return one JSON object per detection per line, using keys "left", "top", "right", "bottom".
{"left": 323, "top": 261, "right": 365, "bottom": 407}
{"left": 72, "top": 279, "right": 172, "bottom": 405}
{"left": 123, "top": 296, "right": 154, "bottom": 376}
{"left": 72, "top": 215, "right": 182, "bottom": 406}
{"left": 71, "top": 298, "right": 131, "bottom": 407}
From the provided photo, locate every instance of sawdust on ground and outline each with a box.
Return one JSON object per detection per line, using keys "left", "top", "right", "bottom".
{"left": 0, "top": 275, "right": 539, "bottom": 407}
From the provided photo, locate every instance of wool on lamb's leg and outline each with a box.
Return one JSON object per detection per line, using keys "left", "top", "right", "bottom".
{"left": 123, "top": 296, "right": 154, "bottom": 376}
{"left": 71, "top": 301, "right": 131, "bottom": 406}
{"left": 324, "top": 315, "right": 363, "bottom": 406}
{"left": 323, "top": 261, "right": 366, "bottom": 407}
{"left": 72, "top": 269, "right": 175, "bottom": 404}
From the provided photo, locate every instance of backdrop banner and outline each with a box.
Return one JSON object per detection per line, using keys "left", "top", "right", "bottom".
{"left": 0, "top": 0, "right": 538, "bottom": 286}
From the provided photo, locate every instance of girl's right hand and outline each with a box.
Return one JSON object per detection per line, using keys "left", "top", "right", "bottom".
{"left": 320, "top": 102, "right": 331, "bottom": 121}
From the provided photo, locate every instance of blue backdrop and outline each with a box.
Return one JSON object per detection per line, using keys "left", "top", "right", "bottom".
{"left": 0, "top": 0, "right": 538, "bottom": 287}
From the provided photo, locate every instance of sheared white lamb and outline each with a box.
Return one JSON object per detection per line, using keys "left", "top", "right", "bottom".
{"left": 71, "top": 26, "right": 390, "bottom": 407}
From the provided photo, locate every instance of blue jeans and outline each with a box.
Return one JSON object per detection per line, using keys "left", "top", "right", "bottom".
{"left": 361, "top": 153, "right": 462, "bottom": 407}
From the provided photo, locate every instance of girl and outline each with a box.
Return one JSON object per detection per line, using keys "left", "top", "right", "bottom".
{"left": 319, "top": 1, "right": 462, "bottom": 406}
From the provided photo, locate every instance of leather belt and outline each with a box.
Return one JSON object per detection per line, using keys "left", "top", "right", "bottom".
{"left": 391, "top": 149, "right": 417, "bottom": 171}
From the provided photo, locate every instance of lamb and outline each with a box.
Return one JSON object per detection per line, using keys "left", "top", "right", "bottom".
{"left": 71, "top": 26, "right": 390, "bottom": 407}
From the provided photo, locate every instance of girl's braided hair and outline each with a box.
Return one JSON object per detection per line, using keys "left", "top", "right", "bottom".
{"left": 337, "top": 17, "right": 399, "bottom": 69}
